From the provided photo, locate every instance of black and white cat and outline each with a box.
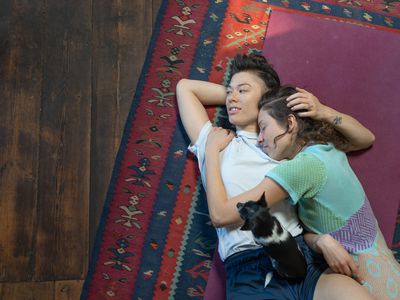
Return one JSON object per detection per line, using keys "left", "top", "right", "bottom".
{"left": 237, "top": 194, "right": 307, "bottom": 282}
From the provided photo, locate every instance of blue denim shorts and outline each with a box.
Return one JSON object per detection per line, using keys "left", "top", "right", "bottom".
{"left": 224, "top": 235, "right": 327, "bottom": 300}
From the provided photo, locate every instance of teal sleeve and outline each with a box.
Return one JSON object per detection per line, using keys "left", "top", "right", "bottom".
{"left": 266, "top": 152, "right": 326, "bottom": 205}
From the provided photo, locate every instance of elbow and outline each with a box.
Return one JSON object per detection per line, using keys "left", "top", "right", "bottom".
{"left": 208, "top": 204, "right": 230, "bottom": 228}
{"left": 176, "top": 78, "right": 194, "bottom": 105}
{"left": 209, "top": 212, "right": 240, "bottom": 228}
{"left": 176, "top": 78, "right": 190, "bottom": 93}
{"left": 176, "top": 78, "right": 190, "bottom": 110}
{"left": 211, "top": 221, "right": 231, "bottom": 228}
{"left": 347, "top": 131, "right": 376, "bottom": 152}
{"left": 367, "top": 132, "right": 376, "bottom": 147}
{"left": 206, "top": 196, "right": 241, "bottom": 228}
{"left": 210, "top": 214, "right": 226, "bottom": 228}
{"left": 358, "top": 131, "right": 376, "bottom": 150}
{"left": 211, "top": 221, "right": 223, "bottom": 228}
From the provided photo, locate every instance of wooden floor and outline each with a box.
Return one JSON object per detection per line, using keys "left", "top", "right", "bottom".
{"left": 0, "top": 0, "right": 162, "bottom": 298}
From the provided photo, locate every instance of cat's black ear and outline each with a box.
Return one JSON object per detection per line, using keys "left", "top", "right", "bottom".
{"left": 258, "top": 193, "right": 267, "bottom": 207}
{"left": 240, "top": 219, "right": 252, "bottom": 231}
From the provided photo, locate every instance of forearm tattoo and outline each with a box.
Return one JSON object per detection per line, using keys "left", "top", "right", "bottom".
{"left": 333, "top": 116, "right": 342, "bottom": 126}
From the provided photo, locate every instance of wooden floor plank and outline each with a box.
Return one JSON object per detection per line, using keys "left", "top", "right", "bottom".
{"left": 0, "top": 282, "right": 54, "bottom": 300}
{"left": 55, "top": 280, "right": 84, "bottom": 300}
{"left": 0, "top": 0, "right": 160, "bottom": 294}
{"left": 0, "top": 0, "right": 43, "bottom": 281}
{"left": 34, "top": 1, "right": 91, "bottom": 280}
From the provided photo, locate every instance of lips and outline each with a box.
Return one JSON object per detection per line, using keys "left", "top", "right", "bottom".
{"left": 228, "top": 107, "right": 241, "bottom": 115}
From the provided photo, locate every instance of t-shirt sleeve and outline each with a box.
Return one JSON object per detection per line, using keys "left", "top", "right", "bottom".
{"left": 265, "top": 152, "right": 326, "bottom": 205}
{"left": 187, "top": 121, "right": 212, "bottom": 174}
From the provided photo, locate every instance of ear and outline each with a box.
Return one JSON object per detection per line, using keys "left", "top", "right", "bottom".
{"left": 240, "top": 219, "right": 252, "bottom": 231}
{"left": 287, "top": 114, "right": 298, "bottom": 133}
{"left": 236, "top": 202, "right": 244, "bottom": 211}
{"left": 258, "top": 193, "right": 268, "bottom": 208}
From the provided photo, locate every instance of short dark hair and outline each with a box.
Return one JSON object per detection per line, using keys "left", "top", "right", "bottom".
{"left": 229, "top": 54, "right": 281, "bottom": 91}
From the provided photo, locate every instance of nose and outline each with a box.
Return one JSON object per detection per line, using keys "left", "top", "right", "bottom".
{"left": 257, "top": 131, "right": 264, "bottom": 144}
{"left": 228, "top": 90, "right": 239, "bottom": 102}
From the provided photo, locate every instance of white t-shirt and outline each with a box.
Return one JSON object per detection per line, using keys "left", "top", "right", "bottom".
{"left": 188, "top": 121, "right": 303, "bottom": 261}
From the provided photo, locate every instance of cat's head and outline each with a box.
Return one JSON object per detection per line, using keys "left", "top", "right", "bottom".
{"left": 236, "top": 193, "right": 270, "bottom": 231}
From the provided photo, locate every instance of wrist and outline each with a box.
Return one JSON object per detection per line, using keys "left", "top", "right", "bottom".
{"left": 313, "top": 234, "right": 327, "bottom": 252}
{"left": 318, "top": 105, "right": 337, "bottom": 122}
{"left": 325, "top": 108, "right": 344, "bottom": 127}
{"left": 205, "top": 147, "right": 220, "bottom": 156}
{"left": 205, "top": 149, "right": 221, "bottom": 166}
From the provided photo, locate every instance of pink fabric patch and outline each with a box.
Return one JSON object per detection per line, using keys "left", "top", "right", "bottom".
{"left": 330, "top": 198, "right": 377, "bottom": 252}
{"left": 263, "top": 10, "right": 400, "bottom": 243}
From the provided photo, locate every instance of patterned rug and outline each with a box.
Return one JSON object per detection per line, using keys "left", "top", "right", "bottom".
{"left": 81, "top": 1, "right": 400, "bottom": 299}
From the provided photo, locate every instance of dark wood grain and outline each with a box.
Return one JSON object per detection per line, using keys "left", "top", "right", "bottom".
{"left": 0, "top": 0, "right": 43, "bottom": 281}
{"left": 55, "top": 280, "right": 85, "bottom": 300}
{"left": 0, "top": 282, "right": 54, "bottom": 300}
{"left": 0, "top": 0, "right": 161, "bottom": 295}
{"left": 34, "top": 0, "right": 92, "bottom": 280}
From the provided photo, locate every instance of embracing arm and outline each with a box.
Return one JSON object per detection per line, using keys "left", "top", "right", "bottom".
{"left": 287, "top": 88, "right": 375, "bottom": 152}
{"left": 204, "top": 128, "right": 244, "bottom": 227}
{"left": 176, "top": 79, "right": 227, "bottom": 144}
{"left": 205, "top": 128, "right": 288, "bottom": 227}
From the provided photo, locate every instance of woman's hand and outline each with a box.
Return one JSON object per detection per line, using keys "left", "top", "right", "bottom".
{"left": 315, "top": 234, "right": 364, "bottom": 284}
{"left": 286, "top": 87, "right": 328, "bottom": 120}
{"left": 286, "top": 87, "right": 375, "bottom": 151}
{"left": 206, "top": 127, "right": 235, "bottom": 153}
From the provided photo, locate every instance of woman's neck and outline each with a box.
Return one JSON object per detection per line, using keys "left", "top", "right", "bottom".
{"left": 287, "top": 141, "right": 306, "bottom": 160}
{"left": 235, "top": 124, "right": 258, "bottom": 133}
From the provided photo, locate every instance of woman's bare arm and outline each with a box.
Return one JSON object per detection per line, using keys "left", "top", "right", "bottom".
{"left": 205, "top": 127, "right": 288, "bottom": 227}
{"left": 287, "top": 87, "right": 375, "bottom": 152}
{"left": 176, "top": 79, "right": 227, "bottom": 144}
{"left": 304, "top": 232, "right": 364, "bottom": 283}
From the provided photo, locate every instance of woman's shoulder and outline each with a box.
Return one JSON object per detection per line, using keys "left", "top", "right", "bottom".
{"left": 303, "top": 143, "right": 343, "bottom": 156}
{"left": 277, "top": 149, "right": 325, "bottom": 173}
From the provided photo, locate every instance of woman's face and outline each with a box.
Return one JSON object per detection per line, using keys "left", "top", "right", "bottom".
{"left": 226, "top": 71, "right": 267, "bottom": 132}
{"left": 257, "top": 109, "right": 297, "bottom": 160}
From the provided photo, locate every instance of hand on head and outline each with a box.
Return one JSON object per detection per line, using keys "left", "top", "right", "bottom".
{"left": 286, "top": 87, "right": 328, "bottom": 120}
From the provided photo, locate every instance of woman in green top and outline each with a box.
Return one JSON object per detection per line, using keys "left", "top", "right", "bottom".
{"left": 205, "top": 85, "right": 400, "bottom": 299}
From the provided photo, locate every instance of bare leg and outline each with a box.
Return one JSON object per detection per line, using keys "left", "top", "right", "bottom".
{"left": 314, "top": 271, "right": 375, "bottom": 300}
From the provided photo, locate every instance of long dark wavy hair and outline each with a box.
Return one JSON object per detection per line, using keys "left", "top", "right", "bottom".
{"left": 258, "top": 86, "right": 348, "bottom": 151}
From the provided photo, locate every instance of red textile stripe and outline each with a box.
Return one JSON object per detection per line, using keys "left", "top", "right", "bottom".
{"left": 85, "top": 1, "right": 210, "bottom": 299}
{"left": 208, "top": 0, "right": 271, "bottom": 83}
{"left": 153, "top": 1, "right": 272, "bottom": 299}
{"left": 153, "top": 157, "right": 200, "bottom": 299}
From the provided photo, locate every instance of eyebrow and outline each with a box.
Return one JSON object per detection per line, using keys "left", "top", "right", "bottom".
{"left": 227, "top": 83, "right": 252, "bottom": 89}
